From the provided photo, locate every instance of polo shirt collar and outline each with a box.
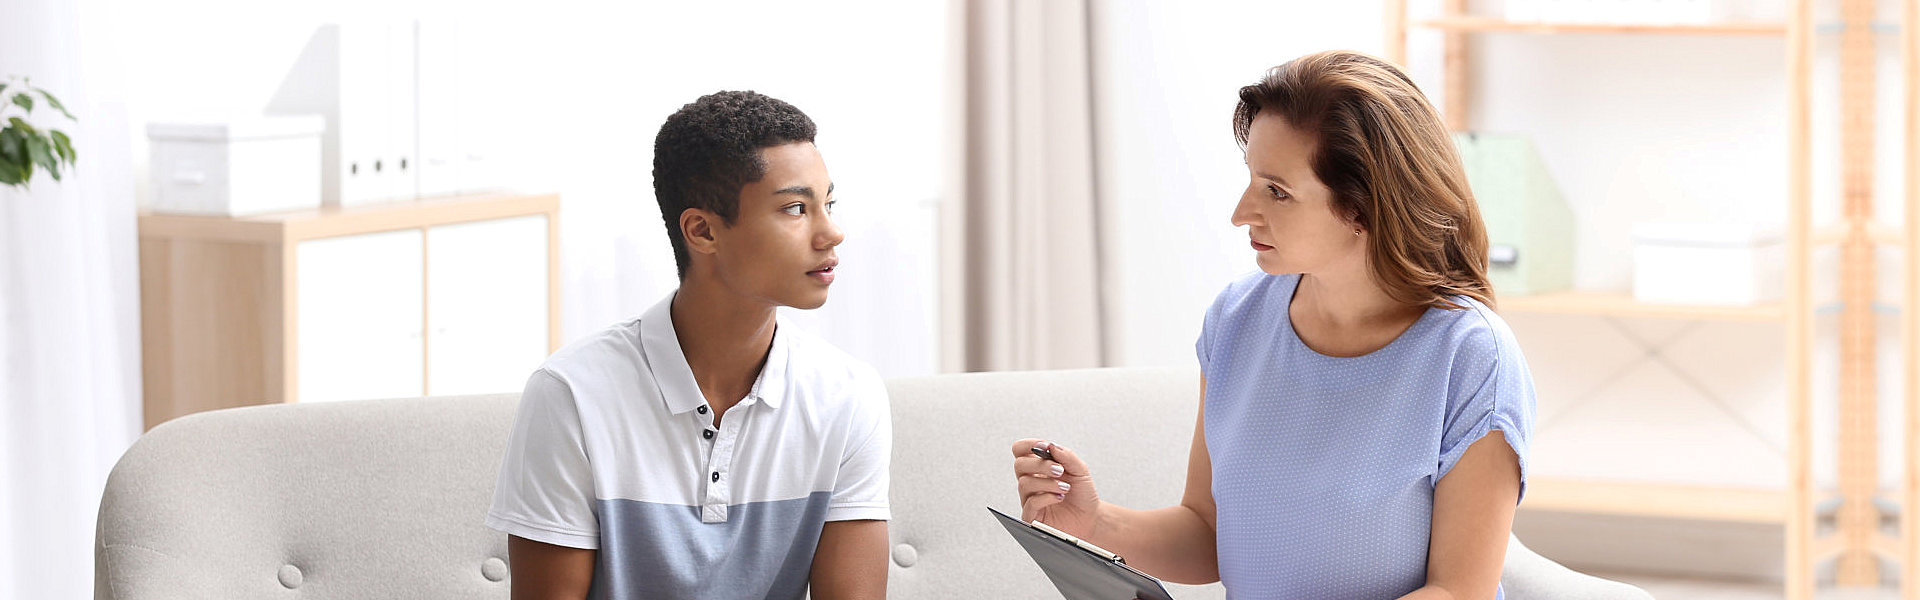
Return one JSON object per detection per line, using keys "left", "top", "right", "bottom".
{"left": 639, "top": 292, "right": 790, "bottom": 414}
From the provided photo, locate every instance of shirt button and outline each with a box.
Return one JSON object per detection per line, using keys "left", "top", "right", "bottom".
{"left": 711, "top": 472, "right": 721, "bottom": 482}
{"left": 697, "top": 405, "right": 708, "bottom": 414}
{"left": 703, "top": 430, "right": 714, "bottom": 440}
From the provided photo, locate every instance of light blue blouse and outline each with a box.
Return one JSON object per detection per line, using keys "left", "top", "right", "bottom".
{"left": 1197, "top": 272, "right": 1535, "bottom": 599}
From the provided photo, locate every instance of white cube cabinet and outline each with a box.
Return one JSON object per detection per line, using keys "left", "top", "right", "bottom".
{"left": 296, "top": 228, "right": 427, "bottom": 403}
{"left": 140, "top": 193, "right": 560, "bottom": 429}
{"left": 423, "top": 215, "right": 551, "bottom": 396}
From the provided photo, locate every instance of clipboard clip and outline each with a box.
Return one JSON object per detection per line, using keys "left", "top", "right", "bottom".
{"left": 1030, "top": 518, "right": 1126, "bottom": 564}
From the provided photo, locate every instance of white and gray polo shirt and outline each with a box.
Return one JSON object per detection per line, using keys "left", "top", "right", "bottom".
{"left": 486, "top": 292, "right": 891, "bottom": 600}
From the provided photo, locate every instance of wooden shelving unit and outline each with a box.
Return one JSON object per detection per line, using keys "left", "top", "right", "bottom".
{"left": 1498, "top": 292, "right": 1787, "bottom": 322}
{"left": 1526, "top": 477, "right": 1788, "bottom": 525}
{"left": 1385, "top": 2, "right": 1868, "bottom": 598}
{"left": 139, "top": 192, "right": 562, "bottom": 429}
{"left": 1904, "top": 0, "right": 1920, "bottom": 597}
{"left": 1415, "top": 16, "right": 1786, "bottom": 36}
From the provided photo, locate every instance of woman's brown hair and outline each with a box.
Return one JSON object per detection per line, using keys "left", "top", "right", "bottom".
{"left": 1233, "top": 50, "right": 1493, "bottom": 310}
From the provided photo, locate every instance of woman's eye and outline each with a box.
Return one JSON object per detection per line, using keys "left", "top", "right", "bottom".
{"left": 782, "top": 203, "right": 805, "bottom": 216}
{"left": 1268, "top": 185, "right": 1288, "bottom": 200}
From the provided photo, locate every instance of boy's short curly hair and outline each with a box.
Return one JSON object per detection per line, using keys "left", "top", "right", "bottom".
{"left": 652, "top": 90, "right": 818, "bottom": 279}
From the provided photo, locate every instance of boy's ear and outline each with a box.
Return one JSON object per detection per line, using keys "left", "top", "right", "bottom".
{"left": 680, "top": 208, "right": 722, "bottom": 256}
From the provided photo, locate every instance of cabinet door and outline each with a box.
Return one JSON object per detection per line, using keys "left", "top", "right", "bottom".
{"left": 296, "top": 229, "right": 425, "bottom": 402}
{"left": 425, "top": 215, "right": 549, "bottom": 396}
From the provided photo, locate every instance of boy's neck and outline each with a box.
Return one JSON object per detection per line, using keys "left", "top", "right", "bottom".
{"left": 669, "top": 276, "right": 777, "bottom": 424}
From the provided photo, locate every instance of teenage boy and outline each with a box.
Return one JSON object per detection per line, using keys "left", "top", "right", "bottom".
{"left": 487, "top": 90, "right": 890, "bottom": 600}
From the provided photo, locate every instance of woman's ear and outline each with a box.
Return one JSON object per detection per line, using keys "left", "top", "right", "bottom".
{"left": 681, "top": 208, "right": 721, "bottom": 256}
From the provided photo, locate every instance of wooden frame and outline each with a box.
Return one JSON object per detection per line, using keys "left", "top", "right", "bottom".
{"left": 1906, "top": 0, "right": 1920, "bottom": 595}
{"left": 1387, "top": 3, "right": 1827, "bottom": 598}
{"left": 1834, "top": 0, "right": 1881, "bottom": 587}
{"left": 139, "top": 192, "right": 561, "bottom": 430}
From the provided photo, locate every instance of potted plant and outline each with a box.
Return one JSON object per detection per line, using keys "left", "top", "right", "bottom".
{"left": 0, "top": 77, "right": 78, "bottom": 189}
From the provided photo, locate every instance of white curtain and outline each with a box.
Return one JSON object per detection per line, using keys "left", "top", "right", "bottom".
{"left": 949, "top": 0, "right": 1113, "bottom": 372}
{"left": 0, "top": 0, "right": 143, "bottom": 597}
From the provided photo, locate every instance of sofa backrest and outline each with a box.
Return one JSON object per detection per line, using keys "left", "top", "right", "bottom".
{"left": 884, "top": 366, "right": 1222, "bottom": 599}
{"left": 96, "top": 394, "right": 520, "bottom": 600}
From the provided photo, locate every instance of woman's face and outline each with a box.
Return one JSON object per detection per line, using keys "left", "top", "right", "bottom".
{"left": 1233, "top": 111, "right": 1367, "bottom": 277}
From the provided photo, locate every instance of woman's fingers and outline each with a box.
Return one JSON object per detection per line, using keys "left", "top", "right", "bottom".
{"left": 1013, "top": 438, "right": 1084, "bottom": 522}
{"left": 1019, "top": 471, "right": 1072, "bottom": 497}
{"left": 1034, "top": 440, "right": 1092, "bottom": 478}
{"left": 1013, "top": 454, "right": 1065, "bottom": 478}
{"left": 1011, "top": 438, "right": 1045, "bottom": 457}
{"left": 1021, "top": 485, "right": 1064, "bottom": 520}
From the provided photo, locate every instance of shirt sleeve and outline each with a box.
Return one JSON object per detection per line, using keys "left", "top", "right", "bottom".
{"left": 485, "top": 368, "right": 601, "bottom": 548}
{"left": 1195, "top": 289, "right": 1228, "bottom": 378}
{"left": 1435, "top": 322, "right": 1537, "bottom": 503}
{"left": 827, "top": 368, "right": 892, "bottom": 522}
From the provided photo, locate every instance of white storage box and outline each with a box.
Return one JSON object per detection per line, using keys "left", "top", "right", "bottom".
{"left": 1632, "top": 222, "right": 1784, "bottom": 306}
{"left": 147, "top": 116, "right": 325, "bottom": 216}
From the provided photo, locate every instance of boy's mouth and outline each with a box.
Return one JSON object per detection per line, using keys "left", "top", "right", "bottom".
{"left": 807, "top": 259, "right": 838, "bottom": 283}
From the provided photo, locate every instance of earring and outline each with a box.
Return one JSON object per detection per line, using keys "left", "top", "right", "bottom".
{"left": 1353, "top": 228, "right": 1364, "bottom": 236}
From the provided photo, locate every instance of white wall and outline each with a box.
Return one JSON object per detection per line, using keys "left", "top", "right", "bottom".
{"left": 1090, "top": 1, "right": 1389, "bottom": 368}
{"left": 100, "top": 0, "right": 949, "bottom": 378}
{"left": 2, "top": 0, "right": 143, "bottom": 597}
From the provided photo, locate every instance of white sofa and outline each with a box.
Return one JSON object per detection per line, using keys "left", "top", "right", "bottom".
{"left": 96, "top": 366, "right": 1652, "bottom": 599}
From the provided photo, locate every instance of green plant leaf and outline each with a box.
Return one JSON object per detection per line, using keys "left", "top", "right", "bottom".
{"left": 0, "top": 127, "right": 24, "bottom": 163}
{"left": 8, "top": 117, "right": 35, "bottom": 136}
{"left": 10, "top": 93, "right": 31, "bottom": 114}
{"left": 36, "top": 89, "right": 73, "bottom": 121}
{"left": 27, "top": 134, "right": 58, "bottom": 181}
{"left": 50, "top": 129, "right": 75, "bottom": 164}
{"left": 0, "top": 127, "right": 29, "bottom": 186}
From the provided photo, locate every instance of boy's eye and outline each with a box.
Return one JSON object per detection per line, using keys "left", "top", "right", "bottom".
{"left": 782, "top": 203, "right": 805, "bottom": 216}
{"left": 826, "top": 200, "right": 837, "bottom": 214}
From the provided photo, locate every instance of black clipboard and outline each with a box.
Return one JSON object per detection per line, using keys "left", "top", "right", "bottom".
{"left": 989, "top": 506, "right": 1176, "bottom": 600}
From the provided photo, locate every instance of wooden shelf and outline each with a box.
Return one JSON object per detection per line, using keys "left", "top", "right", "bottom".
{"left": 1498, "top": 291, "right": 1785, "bottom": 322}
{"left": 1524, "top": 477, "right": 1787, "bottom": 524}
{"left": 1813, "top": 223, "right": 1904, "bottom": 245}
{"left": 138, "top": 192, "right": 559, "bottom": 245}
{"left": 1415, "top": 17, "right": 1787, "bottom": 36}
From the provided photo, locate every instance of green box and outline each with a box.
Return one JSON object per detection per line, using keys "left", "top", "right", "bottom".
{"left": 1453, "top": 132, "right": 1575, "bottom": 297}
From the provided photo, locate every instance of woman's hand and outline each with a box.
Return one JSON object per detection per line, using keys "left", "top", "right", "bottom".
{"left": 1010, "top": 439, "right": 1102, "bottom": 539}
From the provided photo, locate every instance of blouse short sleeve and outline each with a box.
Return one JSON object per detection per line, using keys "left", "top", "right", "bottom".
{"left": 1435, "top": 320, "right": 1537, "bottom": 502}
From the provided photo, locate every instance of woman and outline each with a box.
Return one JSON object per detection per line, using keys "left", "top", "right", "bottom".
{"left": 1010, "top": 50, "right": 1535, "bottom": 600}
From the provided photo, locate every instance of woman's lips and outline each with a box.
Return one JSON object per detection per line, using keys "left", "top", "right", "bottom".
{"left": 1251, "top": 239, "right": 1274, "bottom": 251}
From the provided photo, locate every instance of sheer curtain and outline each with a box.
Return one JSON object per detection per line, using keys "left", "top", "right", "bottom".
{"left": 948, "top": 0, "right": 1115, "bottom": 372}
{"left": 0, "top": 0, "right": 143, "bottom": 597}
